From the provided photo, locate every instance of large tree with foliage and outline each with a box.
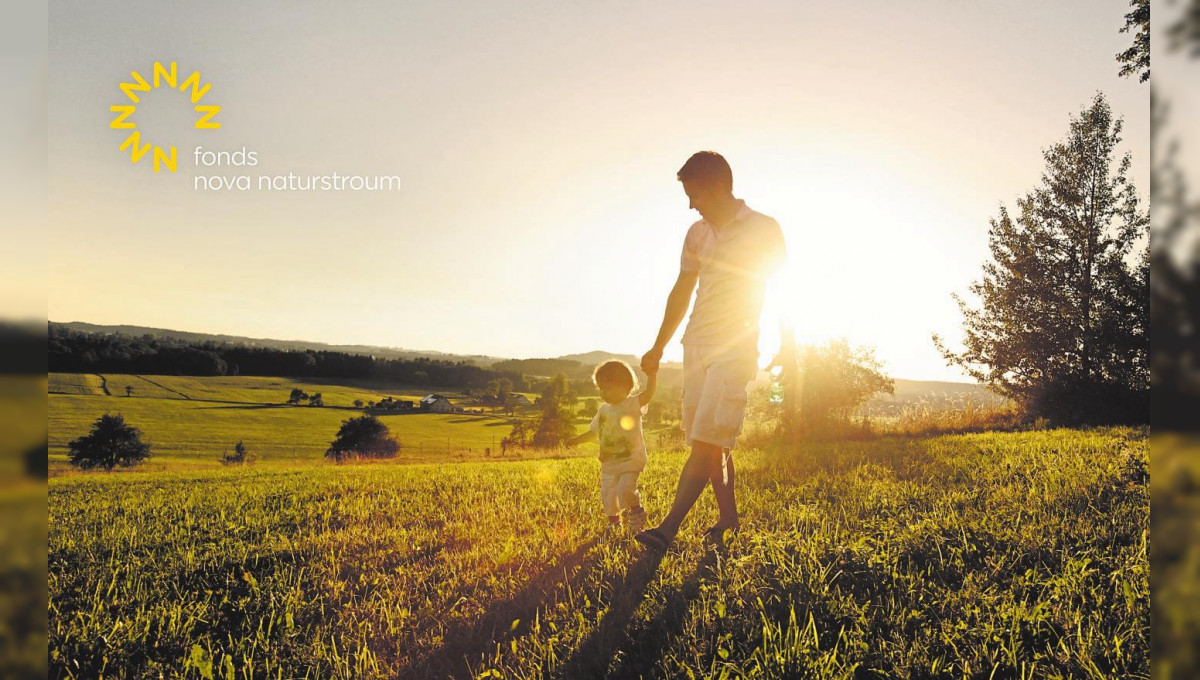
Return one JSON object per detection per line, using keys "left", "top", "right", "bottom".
{"left": 1117, "top": 0, "right": 1149, "bottom": 82}
{"left": 935, "top": 93, "right": 1148, "bottom": 424}
{"left": 325, "top": 415, "right": 399, "bottom": 462}
{"left": 68, "top": 414, "right": 151, "bottom": 470}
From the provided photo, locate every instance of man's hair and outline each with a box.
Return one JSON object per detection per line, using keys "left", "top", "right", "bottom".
{"left": 677, "top": 151, "right": 733, "bottom": 191}
{"left": 592, "top": 360, "right": 638, "bottom": 392}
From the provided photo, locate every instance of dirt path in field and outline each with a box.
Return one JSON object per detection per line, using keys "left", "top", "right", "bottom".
{"left": 135, "top": 375, "right": 192, "bottom": 400}
{"left": 95, "top": 374, "right": 110, "bottom": 396}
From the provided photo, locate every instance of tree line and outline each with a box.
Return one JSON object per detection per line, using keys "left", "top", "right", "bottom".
{"left": 48, "top": 325, "right": 524, "bottom": 389}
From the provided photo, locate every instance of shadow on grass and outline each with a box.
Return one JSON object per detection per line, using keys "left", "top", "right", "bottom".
{"left": 403, "top": 537, "right": 603, "bottom": 678}
{"left": 556, "top": 546, "right": 719, "bottom": 679}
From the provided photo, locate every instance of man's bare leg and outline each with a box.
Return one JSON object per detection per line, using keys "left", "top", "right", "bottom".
{"left": 654, "top": 440, "right": 722, "bottom": 541}
{"left": 710, "top": 448, "right": 738, "bottom": 531}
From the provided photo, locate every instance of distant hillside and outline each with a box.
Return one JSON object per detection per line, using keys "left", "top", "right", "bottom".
{"left": 554, "top": 350, "right": 640, "bottom": 367}
{"left": 50, "top": 321, "right": 990, "bottom": 402}
{"left": 51, "top": 321, "right": 504, "bottom": 365}
{"left": 862, "top": 378, "right": 1006, "bottom": 416}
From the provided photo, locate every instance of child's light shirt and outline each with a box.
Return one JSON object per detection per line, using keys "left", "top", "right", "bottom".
{"left": 589, "top": 395, "right": 648, "bottom": 475}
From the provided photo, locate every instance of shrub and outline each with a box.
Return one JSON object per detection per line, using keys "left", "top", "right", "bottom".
{"left": 325, "top": 415, "right": 400, "bottom": 462}
{"left": 25, "top": 441, "right": 48, "bottom": 478}
{"left": 67, "top": 414, "right": 151, "bottom": 470}
{"left": 221, "top": 440, "right": 254, "bottom": 465}
{"left": 758, "top": 340, "right": 894, "bottom": 441}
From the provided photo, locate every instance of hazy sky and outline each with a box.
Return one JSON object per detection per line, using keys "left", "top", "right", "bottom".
{"left": 48, "top": 0, "right": 1150, "bottom": 380}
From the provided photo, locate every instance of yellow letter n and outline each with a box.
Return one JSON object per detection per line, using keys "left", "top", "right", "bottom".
{"left": 153, "top": 146, "right": 178, "bottom": 173}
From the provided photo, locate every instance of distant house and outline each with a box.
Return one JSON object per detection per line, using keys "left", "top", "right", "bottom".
{"left": 420, "top": 394, "right": 456, "bottom": 413}
{"left": 510, "top": 394, "right": 532, "bottom": 407}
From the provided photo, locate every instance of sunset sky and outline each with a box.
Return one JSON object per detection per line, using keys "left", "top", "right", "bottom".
{"left": 47, "top": 0, "right": 1149, "bottom": 381}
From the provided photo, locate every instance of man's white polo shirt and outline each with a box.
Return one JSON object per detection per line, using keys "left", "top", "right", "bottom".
{"left": 679, "top": 199, "right": 786, "bottom": 354}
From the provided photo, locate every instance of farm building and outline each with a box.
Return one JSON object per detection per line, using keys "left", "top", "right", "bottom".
{"left": 510, "top": 394, "right": 532, "bottom": 407}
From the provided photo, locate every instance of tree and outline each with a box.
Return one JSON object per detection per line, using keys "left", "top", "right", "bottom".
{"left": 326, "top": 415, "right": 400, "bottom": 462}
{"left": 935, "top": 93, "right": 1148, "bottom": 424}
{"left": 222, "top": 440, "right": 253, "bottom": 465}
{"left": 25, "top": 441, "right": 48, "bottom": 478}
{"left": 1149, "top": 90, "right": 1200, "bottom": 427}
{"left": 353, "top": 399, "right": 364, "bottom": 409}
{"left": 68, "top": 414, "right": 151, "bottom": 470}
{"left": 124, "top": 385, "right": 133, "bottom": 397}
{"left": 287, "top": 388, "right": 308, "bottom": 405}
{"left": 788, "top": 340, "right": 892, "bottom": 436}
{"left": 503, "top": 373, "right": 576, "bottom": 449}
{"left": 308, "top": 392, "right": 324, "bottom": 407}
{"left": 1116, "top": 0, "right": 1149, "bottom": 82}
{"left": 1167, "top": 0, "right": 1200, "bottom": 56}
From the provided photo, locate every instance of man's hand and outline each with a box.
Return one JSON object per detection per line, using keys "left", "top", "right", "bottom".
{"left": 766, "top": 352, "right": 787, "bottom": 372}
{"left": 641, "top": 347, "right": 663, "bottom": 376}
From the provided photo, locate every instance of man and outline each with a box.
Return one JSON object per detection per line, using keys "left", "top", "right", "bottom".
{"left": 635, "top": 151, "right": 787, "bottom": 551}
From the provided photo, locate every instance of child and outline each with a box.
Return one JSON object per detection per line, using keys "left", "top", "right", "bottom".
{"left": 568, "top": 360, "right": 657, "bottom": 534}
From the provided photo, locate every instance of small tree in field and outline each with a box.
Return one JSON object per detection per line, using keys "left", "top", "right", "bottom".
{"left": 502, "top": 373, "right": 575, "bottom": 450}
{"left": 326, "top": 415, "right": 400, "bottom": 462}
{"left": 26, "top": 441, "right": 48, "bottom": 478}
{"left": 288, "top": 388, "right": 308, "bottom": 405}
{"left": 795, "top": 340, "right": 893, "bottom": 435}
{"left": 221, "top": 440, "right": 253, "bottom": 465}
{"left": 68, "top": 414, "right": 151, "bottom": 470}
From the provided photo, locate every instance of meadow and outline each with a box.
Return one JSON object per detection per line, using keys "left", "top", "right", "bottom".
{"left": 48, "top": 374, "right": 524, "bottom": 472}
{"left": 48, "top": 424, "right": 1148, "bottom": 679}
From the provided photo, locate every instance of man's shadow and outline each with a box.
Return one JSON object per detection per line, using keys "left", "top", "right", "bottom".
{"left": 557, "top": 543, "right": 722, "bottom": 679}
{"left": 402, "top": 537, "right": 603, "bottom": 678}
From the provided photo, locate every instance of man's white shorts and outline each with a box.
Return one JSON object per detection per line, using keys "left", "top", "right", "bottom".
{"left": 681, "top": 345, "right": 759, "bottom": 450}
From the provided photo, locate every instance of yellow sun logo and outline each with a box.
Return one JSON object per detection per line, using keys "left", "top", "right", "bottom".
{"left": 109, "top": 62, "right": 221, "bottom": 173}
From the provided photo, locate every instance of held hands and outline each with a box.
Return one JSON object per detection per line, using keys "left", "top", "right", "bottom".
{"left": 640, "top": 347, "right": 662, "bottom": 376}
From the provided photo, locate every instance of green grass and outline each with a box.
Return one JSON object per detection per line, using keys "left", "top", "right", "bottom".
{"left": 48, "top": 374, "right": 520, "bottom": 473}
{"left": 48, "top": 428, "right": 1148, "bottom": 679}
{"left": 50, "top": 395, "right": 515, "bottom": 471}
{"left": 1150, "top": 434, "right": 1200, "bottom": 679}
{"left": 48, "top": 373, "right": 464, "bottom": 407}
{"left": 47, "top": 373, "right": 104, "bottom": 396}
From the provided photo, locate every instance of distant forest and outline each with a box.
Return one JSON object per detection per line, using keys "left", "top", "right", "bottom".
{"left": 48, "top": 324, "right": 534, "bottom": 390}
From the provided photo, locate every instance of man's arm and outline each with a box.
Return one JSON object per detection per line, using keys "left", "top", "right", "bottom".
{"left": 641, "top": 270, "right": 698, "bottom": 374}
{"left": 637, "top": 372, "right": 658, "bottom": 408}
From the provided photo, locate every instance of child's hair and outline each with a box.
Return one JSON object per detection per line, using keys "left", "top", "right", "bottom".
{"left": 592, "top": 360, "right": 638, "bottom": 393}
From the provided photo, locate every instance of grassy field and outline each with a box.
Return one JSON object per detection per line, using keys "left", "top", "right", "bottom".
{"left": 48, "top": 427, "right": 1148, "bottom": 679}
{"left": 1150, "top": 435, "right": 1200, "bottom": 678}
{"left": 49, "top": 373, "right": 457, "bottom": 407}
{"left": 48, "top": 374, "right": 525, "bottom": 473}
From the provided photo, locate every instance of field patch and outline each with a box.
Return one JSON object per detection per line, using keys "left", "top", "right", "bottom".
{"left": 50, "top": 395, "right": 514, "bottom": 470}
{"left": 48, "top": 429, "right": 1148, "bottom": 678}
{"left": 48, "top": 373, "right": 105, "bottom": 396}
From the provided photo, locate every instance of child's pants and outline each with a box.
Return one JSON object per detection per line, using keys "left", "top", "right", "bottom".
{"left": 600, "top": 470, "right": 641, "bottom": 517}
